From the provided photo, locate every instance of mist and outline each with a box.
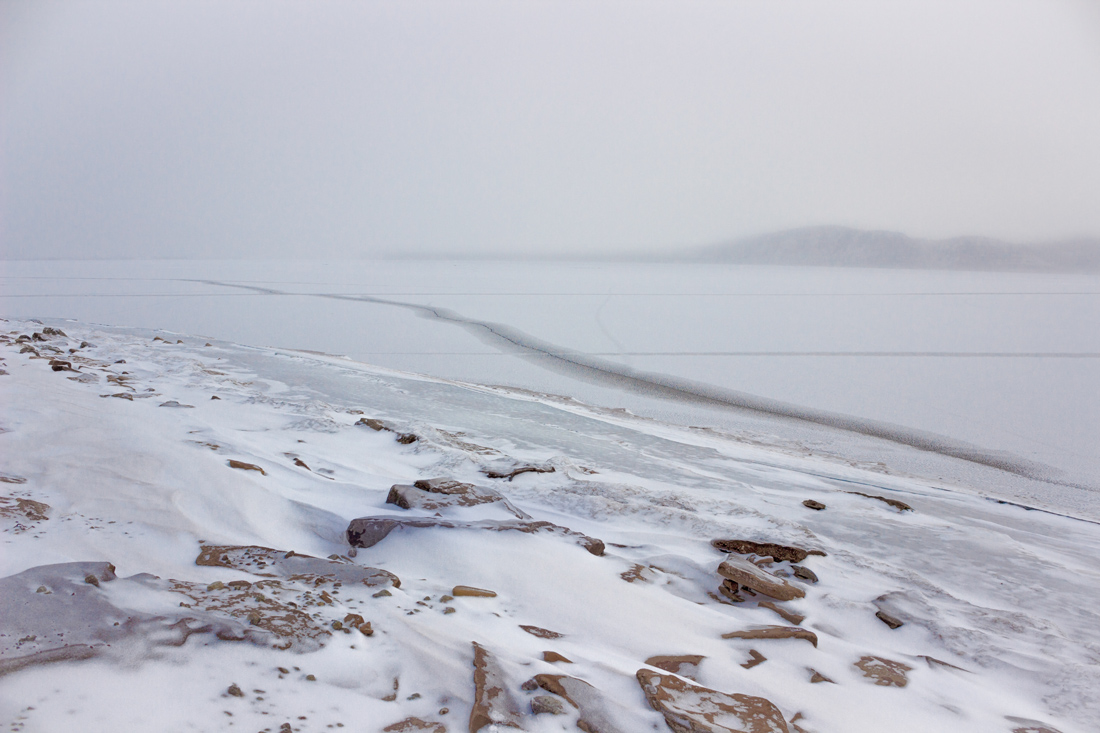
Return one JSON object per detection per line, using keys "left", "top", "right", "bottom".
{"left": 3, "top": 0, "right": 1100, "bottom": 260}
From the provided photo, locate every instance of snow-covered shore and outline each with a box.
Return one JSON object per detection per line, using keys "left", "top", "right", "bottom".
{"left": 2, "top": 318, "right": 1097, "bottom": 732}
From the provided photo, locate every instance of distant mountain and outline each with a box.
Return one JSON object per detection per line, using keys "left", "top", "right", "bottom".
{"left": 690, "top": 226, "right": 1100, "bottom": 271}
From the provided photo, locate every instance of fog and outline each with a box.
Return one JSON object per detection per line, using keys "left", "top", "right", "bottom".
{"left": 2, "top": 0, "right": 1099, "bottom": 260}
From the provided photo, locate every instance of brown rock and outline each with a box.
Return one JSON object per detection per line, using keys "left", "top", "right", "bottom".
{"left": 722, "top": 626, "right": 818, "bottom": 647}
{"left": 808, "top": 669, "right": 834, "bottom": 684}
{"left": 453, "top": 585, "right": 497, "bottom": 598}
{"left": 741, "top": 650, "right": 766, "bottom": 669}
{"left": 227, "top": 460, "right": 266, "bottom": 475}
{"left": 196, "top": 545, "right": 399, "bottom": 587}
{"left": 917, "top": 655, "right": 968, "bottom": 672}
{"left": 645, "top": 655, "right": 705, "bottom": 680}
{"left": 1006, "top": 716, "right": 1063, "bottom": 733}
{"left": 346, "top": 516, "right": 605, "bottom": 556}
{"left": 620, "top": 564, "right": 648, "bottom": 583}
{"left": 717, "top": 579, "right": 744, "bottom": 603}
{"left": 875, "top": 610, "right": 903, "bottom": 629}
{"left": 801, "top": 500, "right": 826, "bottom": 511}
{"left": 482, "top": 465, "right": 555, "bottom": 481}
{"left": 531, "top": 695, "right": 566, "bottom": 715}
{"left": 470, "top": 643, "right": 524, "bottom": 732}
{"left": 227, "top": 683, "right": 244, "bottom": 697}
{"left": 854, "top": 656, "right": 912, "bottom": 687}
{"left": 711, "top": 540, "right": 813, "bottom": 563}
{"left": 383, "top": 717, "right": 445, "bottom": 732}
{"left": 717, "top": 557, "right": 805, "bottom": 601}
{"left": 758, "top": 601, "right": 804, "bottom": 626}
{"left": 791, "top": 566, "right": 818, "bottom": 583}
{"left": 533, "top": 674, "right": 631, "bottom": 733}
{"left": 846, "top": 491, "right": 912, "bottom": 512}
{"left": 386, "top": 482, "right": 529, "bottom": 519}
{"left": 636, "top": 668, "right": 790, "bottom": 733}
{"left": 542, "top": 651, "right": 572, "bottom": 664}
{"left": 520, "top": 624, "right": 561, "bottom": 639}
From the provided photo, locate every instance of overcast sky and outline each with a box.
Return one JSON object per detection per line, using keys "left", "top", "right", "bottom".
{"left": 2, "top": 0, "right": 1099, "bottom": 259}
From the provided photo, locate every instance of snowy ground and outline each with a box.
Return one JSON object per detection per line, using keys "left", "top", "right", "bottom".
{"left": 2, "top": 318, "right": 1098, "bottom": 732}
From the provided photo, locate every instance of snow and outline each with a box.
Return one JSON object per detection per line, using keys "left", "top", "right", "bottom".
{"left": 2, "top": 317, "right": 1098, "bottom": 732}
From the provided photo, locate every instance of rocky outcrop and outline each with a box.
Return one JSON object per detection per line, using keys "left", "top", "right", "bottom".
{"left": 196, "top": 545, "right": 400, "bottom": 588}
{"left": 854, "top": 656, "right": 912, "bottom": 687}
{"left": 717, "top": 557, "right": 805, "bottom": 601}
{"left": 636, "top": 668, "right": 789, "bottom": 733}
{"left": 383, "top": 718, "right": 446, "bottom": 732}
{"left": 346, "top": 517, "right": 605, "bottom": 556}
{"left": 710, "top": 540, "right": 817, "bottom": 563}
{"left": 385, "top": 480, "right": 530, "bottom": 519}
{"left": 533, "top": 674, "right": 631, "bottom": 733}
{"left": 645, "top": 655, "right": 705, "bottom": 680}
{"left": 721, "top": 626, "right": 818, "bottom": 647}
{"left": 470, "top": 642, "right": 525, "bottom": 731}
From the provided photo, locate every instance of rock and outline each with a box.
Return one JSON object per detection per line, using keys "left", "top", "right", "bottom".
{"left": 531, "top": 696, "right": 566, "bottom": 715}
{"left": 453, "top": 585, "right": 496, "bottom": 598}
{"left": 620, "top": 564, "right": 648, "bottom": 583}
{"left": 711, "top": 540, "right": 814, "bottom": 563}
{"left": 159, "top": 400, "right": 195, "bottom": 408}
{"left": 48, "top": 359, "right": 75, "bottom": 372}
{"left": 542, "top": 651, "right": 572, "bottom": 664}
{"left": 791, "top": 566, "right": 818, "bottom": 583}
{"left": 875, "top": 610, "right": 904, "bottom": 629}
{"left": 227, "top": 460, "right": 266, "bottom": 475}
{"left": 636, "top": 668, "right": 790, "bottom": 733}
{"left": 808, "top": 669, "right": 834, "bottom": 684}
{"left": 717, "top": 557, "right": 805, "bottom": 601}
{"left": 382, "top": 717, "right": 446, "bottom": 732}
{"left": 520, "top": 625, "right": 562, "bottom": 639}
{"left": 758, "top": 601, "right": 804, "bottom": 626}
{"left": 0, "top": 497, "right": 51, "bottom": 523}
{"left": 717, "top": 579, "right": 743, "bottom": 603}
{"left": 482, "top": 465, "right": 555, "bottom": 481}
{"left": 741, "top": 650, "right": 767, "bottom": 669}
{"left": 196, "top": 545, "right": 399, "bottom": 587}
{"left": 917, "top": 655, "right": 968, "bottom": 672}
{"left": 721, "top": 626, "right": 818, "bottom": 647}
{"left": 645, "top": 655, "right": 705, "bottom": 681}
{"left": 802, "top": 500, "right": 826, "bottom": 510}
{"left": 845, "top": 491, "right": 913, "bottom": 512}
{"left": 534, "top": 674, "right": 632, "bottom": 733}
{"left": 227, "top": 683, "right": 244, "bottom": 697}
{"left": 1006, "top": 716, "right": 1063, "bottom": 733}
{"left": 356, "top": 417, "right": 419, "bottom": 444}
{"left": 470, "top": 643, "right": 525, "bottom": 731}
{"left": 854, "top": 656, "right": 912, "bottom": 687}
{"left": 386, "top": 482, "right": 529, "bottom": 519}
{"left": 346, "top": 516, "right": 605, "bottom": 556}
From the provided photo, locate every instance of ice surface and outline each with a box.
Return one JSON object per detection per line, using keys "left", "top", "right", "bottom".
{"left": 2, "top": 317, "right": 1098, "bottom": 732}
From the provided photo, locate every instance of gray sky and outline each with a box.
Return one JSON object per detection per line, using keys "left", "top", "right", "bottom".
{"left": 2, "top": 0, "right": 1099, "bottom": 259}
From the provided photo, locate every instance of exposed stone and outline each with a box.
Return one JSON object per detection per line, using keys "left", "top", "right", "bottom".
{"left": 453, "top": 585, "right": 497, "bottom": 598}
{"left": 356, "top": 417, "right": 419, "bottom": 444}
{"left": 717, "top": 557, "right": 805, "bottom": 601}
{"left": 846, "top": 491, "right": 912, "bottom": 512}
{"left": 0, "top": 497, "right": 50, "bottom": 523}
{"left": 717, "top": 579, "right": 743, "bottom": 603}
{"left": 482, "top": 465, "right": 556, "bottom": 481}
{"left": 620, "top": 564, "right": 648, "bottom": 583}
{"left": 875, "top": 610, "right": 904, "bottom": 629}
{"left": 534, "top": 674, "right": 631, "bottom": 733}
{"left": 801, "top": 500, "right": 826, "bottom": 511}
{"left": 196, "top": 545, "right": 399, "bottom": 588}
{"left": 758, "top": 601, "right": 804, "bottom": 626}
{"left": 382, "top": 717, "right": 446, "bottom": 732}
{"left": 808, "top": 669, "right": 834, "bottom": 684}
{"left": 917, "top": 655, "right": 968, "bottom": 672}
{"left": 854, "top": 656, "right": 912, "bottom": 687}
{"left": 386, "top": 482, "right": 529, "bottom": 519}
{"left": 159, "top": 401, "right": 195, "bottom": 408}
{"left": 645, "top": 655, "right": 705, "bottom": 681}
{"left": 791, "top": 566, "right": 818, "bottom": 584}
{"left": 346, "top": 516, "right": 605, "bottom": 556}
{"left": 228, "top": 460, "right": 266, "bottom": 475}
{"left": 470, "top": 643, "right": 524, "bottom": 732}
{"left": 520, "top": 625, "right": 561, "bottom": 639}
{"left": 741, "top": 650, "right": 767, "bottom": 669}
{"left": 531, "top": 696, "right": 566, "bottom": 715}
{"left": 636, "top": 668, "right": 789, "bottom": 733}
{"left": 542, "top": 651, "right": 572, "bottom": 664}
{"left": 227, "top": 683, "right": 244, "bottom": 697}
{"left": 711, "top": 540, "right": 813, "bottom": 563}
{"left": 722, "top": 626, "right": 818, "bottom": 647}
{"left": 1006, "top": 716, "right": 1063, "bottom": 733}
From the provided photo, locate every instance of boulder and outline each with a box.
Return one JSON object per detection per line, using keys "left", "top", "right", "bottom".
{"left": 801, "top": 500, "right": 826, "bottom": 511}
{"left": 636, "top": 668, "right": 789, "bottom": 733}
{"left": 346, "top": 517, "right": 605, "bottom": 556}
{"left": 717, "top": 557, "right": 805, "bottom": 601}
{"left": 470, "top": 643, "right": 525, "bottom": 731}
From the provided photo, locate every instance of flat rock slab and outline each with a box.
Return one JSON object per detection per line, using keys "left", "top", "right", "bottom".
{"left": 717, "top": 558, "right": 805, "bottom": 601}
{"left": 346, "top": 517, "right": 605, "bottom": 556}
{"left": 846, "top": 491, "right": 913, "bottom": 512}
{"left": 854, "top": 656, "right": 912, "bottom": 687}
{"left": 711, "top": 540, "right": 813, "bottom": 563}
{"left": 534, "top": 673, "right": 632, "bottom": 733}
{"left": 386, "top": 482, "right": 529, "bottom": 519}
{"left": 636, "top": 668, "right": 789, "bottom": 733}
{"left": 722, "top": 626, "right": 818, "bottom": 647}
{"left": 645, "top": 655, "right": 705, "bottom": 681}
{"left": 453, "top": 585, "right": 497, "bottom": 598}
{"left": 470, "top": 642, "right": 525, "bottom": 731}
{"left": 196, "top": 545, "right": 400, "bottom": 588}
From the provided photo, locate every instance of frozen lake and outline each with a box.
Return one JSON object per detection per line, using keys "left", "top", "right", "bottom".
{"left": 3, "top": 258, "right": 1098, "bottom": 514}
